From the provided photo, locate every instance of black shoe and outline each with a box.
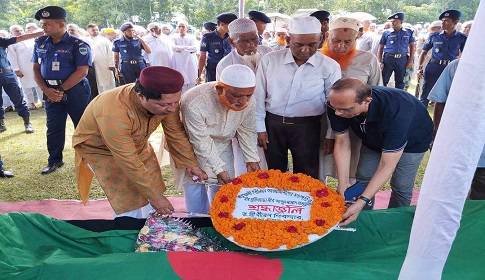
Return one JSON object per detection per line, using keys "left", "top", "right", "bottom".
{"left": 0, "top": 119, "right": 6, "bottom": 133}
{"left": 22, "top": 116, "right": 34, "bottom": 134}
{"left": 0, "top": 168, "right": 14, "bottom": 178}
{"left": 41, "top": 162, "right": 64, "bottom": 175}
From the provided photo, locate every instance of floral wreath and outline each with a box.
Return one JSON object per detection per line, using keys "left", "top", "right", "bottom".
{"left": 210, "top": 170, "right": 346, "bottom": 250}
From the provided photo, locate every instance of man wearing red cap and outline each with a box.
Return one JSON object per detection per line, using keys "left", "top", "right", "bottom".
{"left": 73, "top": 66, "right": 207, "bottom": 218}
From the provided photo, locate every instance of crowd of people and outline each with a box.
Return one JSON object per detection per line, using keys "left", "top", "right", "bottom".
{"left": 1, "top": 5, "right": 482, "bottom": 226}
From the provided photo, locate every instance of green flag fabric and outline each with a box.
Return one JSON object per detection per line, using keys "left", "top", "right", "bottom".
{"left": 1, "top": 201, "right": 484, "bottom": 279}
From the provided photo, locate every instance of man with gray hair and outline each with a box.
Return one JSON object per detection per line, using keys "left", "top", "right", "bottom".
{"left": 143, "top": 22, "right": 173, "bottom": 67}
{"left": 216, "top": 18, "right": 272, "bottom": 78}
{"left": 255, "top": 16, "right": 341, "bottom": 179}
{"left": 216, "top": 18, "right": 271, "bottom": 176}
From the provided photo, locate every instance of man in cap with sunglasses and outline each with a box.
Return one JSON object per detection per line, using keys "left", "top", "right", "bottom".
{"left": 180, "top": 64, "right": 261, "bottom": 214}
{"left": 327, "top": 78, "right": 433, "bottom": 226}
{"left": 73, "top": 66, "right": 207, "bottom": 218}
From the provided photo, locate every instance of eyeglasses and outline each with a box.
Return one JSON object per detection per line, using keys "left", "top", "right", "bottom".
{"left": 326, "top": 100, "right": 360, "bottom": 114}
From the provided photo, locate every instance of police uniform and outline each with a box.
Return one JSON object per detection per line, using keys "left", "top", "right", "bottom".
{"left": 420, "top": 10, "right": 467, "bottom": 106}
{"left": 379, "top": 13, "right": 415, "bottom": 89}
{"left": 0, "top": 36, "right": 31, "bottom": 132}
{"left": 199, "top": 13, "right": 236, "bottom": 82}
{"left": 248, "top": 10, "right": 271, "bottom": 45}
{"left": 113, "top": 23, "right": 147, "bottom": 84}
{"left": 32, "top": 6, "right": 92, "bottom": 173}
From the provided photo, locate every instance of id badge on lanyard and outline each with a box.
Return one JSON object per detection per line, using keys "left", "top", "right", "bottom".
{"left": 52, "top": 53, "right": 60, "bottom": 71}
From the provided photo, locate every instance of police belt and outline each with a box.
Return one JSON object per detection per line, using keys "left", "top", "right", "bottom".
{"left": 429, "top": 59, "right": 451, "bottom": 65}
{"left": 266, "top": 112, "right": 322, "bottom": 125}
{"left": 122, "top": 59, "right": 144, "bottom": 64}
{"left": 385, "top": 53, "right": 407, "bottom": 58}
{"left": 0, "top": 66, "right": 12, "bottom": 73}
{"left": 45, "top": 79, "right": 66, "bottom": 86}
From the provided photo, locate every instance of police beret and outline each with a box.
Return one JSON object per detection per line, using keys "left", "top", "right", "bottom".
{"left": 139, "top": 66, "right": 184, "bottom": 94}
{"left": 248, "top": 10, "right": 271, "bottom": 23}
{"left": 388, "top": 12, "right": 404, "bottom": 20}
{"left": 216, "top": 12, "right": 238, "bottom": 24}
{"left": 310, "top": 10, "right": 331, "bottom": 21}
{"left": 439, "top": 10, "right": 461, "bottom": 20}
{"left": 120, "top": 22, "right": 134, "bottom": 32}
{"left": 34, "top": 6, "right": 67, "bottom": 21}
{"left": 203, "top": 22, "right": 217, "bottom": 31}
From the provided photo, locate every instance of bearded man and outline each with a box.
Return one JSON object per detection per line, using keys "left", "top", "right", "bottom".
{"left": 143, "top": 22, "right": 173, "bottom": 67}
{"left": 181, "top": 65, "right": 261, "bottom": 214}
{"left": 216, "top": 18, "right": 271, "bottom": 176}
{"left": 319, "top": 16, "right": 383, "bottom": 183}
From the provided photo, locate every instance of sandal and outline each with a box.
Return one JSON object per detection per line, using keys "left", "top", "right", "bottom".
{"left": 28, "top": 103, "right": 37, "bottom": 110}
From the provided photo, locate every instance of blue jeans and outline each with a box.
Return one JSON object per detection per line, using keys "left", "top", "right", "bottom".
{"left": 183, "top": 182, "right": 221, "bottom": 214}
{"left": 45, "top": 78, "right": 91, "bottom": 164}
{"left": 356, "top": 145, "right": 425, "bottom": 209}
{"left": 0, "top": 70, "right": 29, "bottom": 119}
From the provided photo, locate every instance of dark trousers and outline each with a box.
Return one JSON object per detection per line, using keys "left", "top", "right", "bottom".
{"left": 265, "top": 113, "right": 321, "bottom": 179}
{"left": 382, "top": 55, "right": 408, "bottom": 89}
{"left": 87, "top": 65, "right": 99, "bottom": 99}
{"left": 205, "top": 63, "right": 217, "bottom": 82}
{"left": 44, "top": 78, "right": 91, "bottom": 164}
{"left": 121, "top": 62, "right": 146, "bottom": 84}
{"left": 470, "top": 168, "right": 485, "bottom": 200}
{"left": 420, "top": 63, "right": 446, "bottom": 107}
{"left": 0, "top": 70, "right": 29, "bottom": 119}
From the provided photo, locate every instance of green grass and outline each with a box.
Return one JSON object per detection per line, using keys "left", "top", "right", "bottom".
{"left": 1, "top": 91, "right": 431, "bottom": 202}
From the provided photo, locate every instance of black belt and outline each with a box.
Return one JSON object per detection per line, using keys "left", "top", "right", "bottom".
{"left": 385, "top": 53, "right": 406, "bottom": 58}
{"left": 45, "top": 79, "right": 66, "bottom": 86}
{"left": 0, "top": 66, "right": 12, "bottom": 73}
{"left": 122, "top": 60, "right": 144, "bottom": 64}
{"left": 429, "top": 59, "right": 451, "bottom": 65}
{"left": 266, "top": 112, "right": 322, "bottom": 124}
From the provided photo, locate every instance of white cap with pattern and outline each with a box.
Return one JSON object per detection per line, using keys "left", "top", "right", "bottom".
{"left": 219, "top": 64, "right": 256, "bottom": 88}
{"left": 329, "top": 17, "right": 361, "bottom": 32}
{"left": 228, "top": 18, "right": 257, "bottom": 36}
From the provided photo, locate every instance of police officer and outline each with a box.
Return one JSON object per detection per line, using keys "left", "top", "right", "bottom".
{"left": 377, "top": 12, "right": 415, "bottom": 89}
{"left": 248, "top": 10, "right": 271, "bottom": 45}
{"left": 418, "top": 10, "right": 466, "bottom": 107}
{"left": 202, "top": 22, "right": 217, "bottom": 34}
{"left": 310, "top": 10, "right": 331, "bottom": 48}
{"left": 113, "top": 22, "right": 152, "bottom": 84}
{"left": 0, "top": 28, "right": 43, "bottom": 133}
{"left": 32, "top": 6, "right": 93, "bottom": 174}
{"left": 197, "top": 12, "right": 237, "bottom": 84}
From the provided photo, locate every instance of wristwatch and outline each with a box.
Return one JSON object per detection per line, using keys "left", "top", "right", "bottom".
{"left": 358, "top": 195, "right": 373, "bottom": 207}
{"left": 57, "top": 86, "right": 65, "bottom": 92}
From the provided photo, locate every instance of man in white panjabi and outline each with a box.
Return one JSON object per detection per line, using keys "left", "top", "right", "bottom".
{"left": 143, "top": 22, "right": 173, "bottom": 67}
{"left": 255, "top": 16, "right": 341, "bottom": 180}
{"left": 7, "top": 25, "right": 41, "bottom": 109}
{"left": 216, "top": 18, "right": 271, "bottom": 176}
{"left": 319, "top": 16, "right": 383, "bottom": 183}
{"left": 171, "top": 21, "right": 198, "bottom": 93}
{"left": 180, "top": 64, "right": 261, "bottom": 214}
{"left": 86, "top": 23, "right": 116, "bottom": 93}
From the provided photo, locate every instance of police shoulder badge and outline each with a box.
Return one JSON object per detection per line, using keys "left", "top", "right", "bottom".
{"left": 79, "top": 47, "right": 88, "bottom": 55}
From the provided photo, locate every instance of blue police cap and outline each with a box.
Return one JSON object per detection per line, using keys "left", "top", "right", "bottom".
{"left": 310, "top": 10, "right": 331, "bottom": 21}
{"left": 120, "top": 22, "right": 134, "bottom": 32}
{"left": 439, "top": 10, "right": 461, "bottom": 20}
{"left": 34, "top": 6, "right": 67, "bottom": 21}
{"left": 388, "top": 12, "right": 404, "bottom": 20}
{"left": 248, "top": 10, "right": 271, "bottom": 23}
{"left": 203, "top": 22, "right": 217, "bottom": 31}
{"left": 216, "top": 12, "right": 238, "bottom": 24}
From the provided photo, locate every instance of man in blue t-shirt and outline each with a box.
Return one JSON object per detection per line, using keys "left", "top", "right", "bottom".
{"left": 327, "top": 78, "right": 433, "bottom": 226}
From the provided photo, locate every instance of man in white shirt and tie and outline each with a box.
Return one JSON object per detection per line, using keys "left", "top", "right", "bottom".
{"left": 255, "top": 16, "right": 341, "bottom": 179}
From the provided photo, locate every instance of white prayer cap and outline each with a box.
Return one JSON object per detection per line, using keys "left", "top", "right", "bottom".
{"left": 430, "top": 20, "right": 442, "bottom": 28}
{"left": 329, "top": 17, "right": 361, "bottom": 32}
{"left": 219, "top": 65, "right": 255, "bottom": 88}
{"left": 288, "top": 16, "right": 321, "bottom": 34}
{"left": 228, "top": 18, "right": 257, "bottom": 36}
{"left": 275, "top": 27, "right": 287, "bottom": 34}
